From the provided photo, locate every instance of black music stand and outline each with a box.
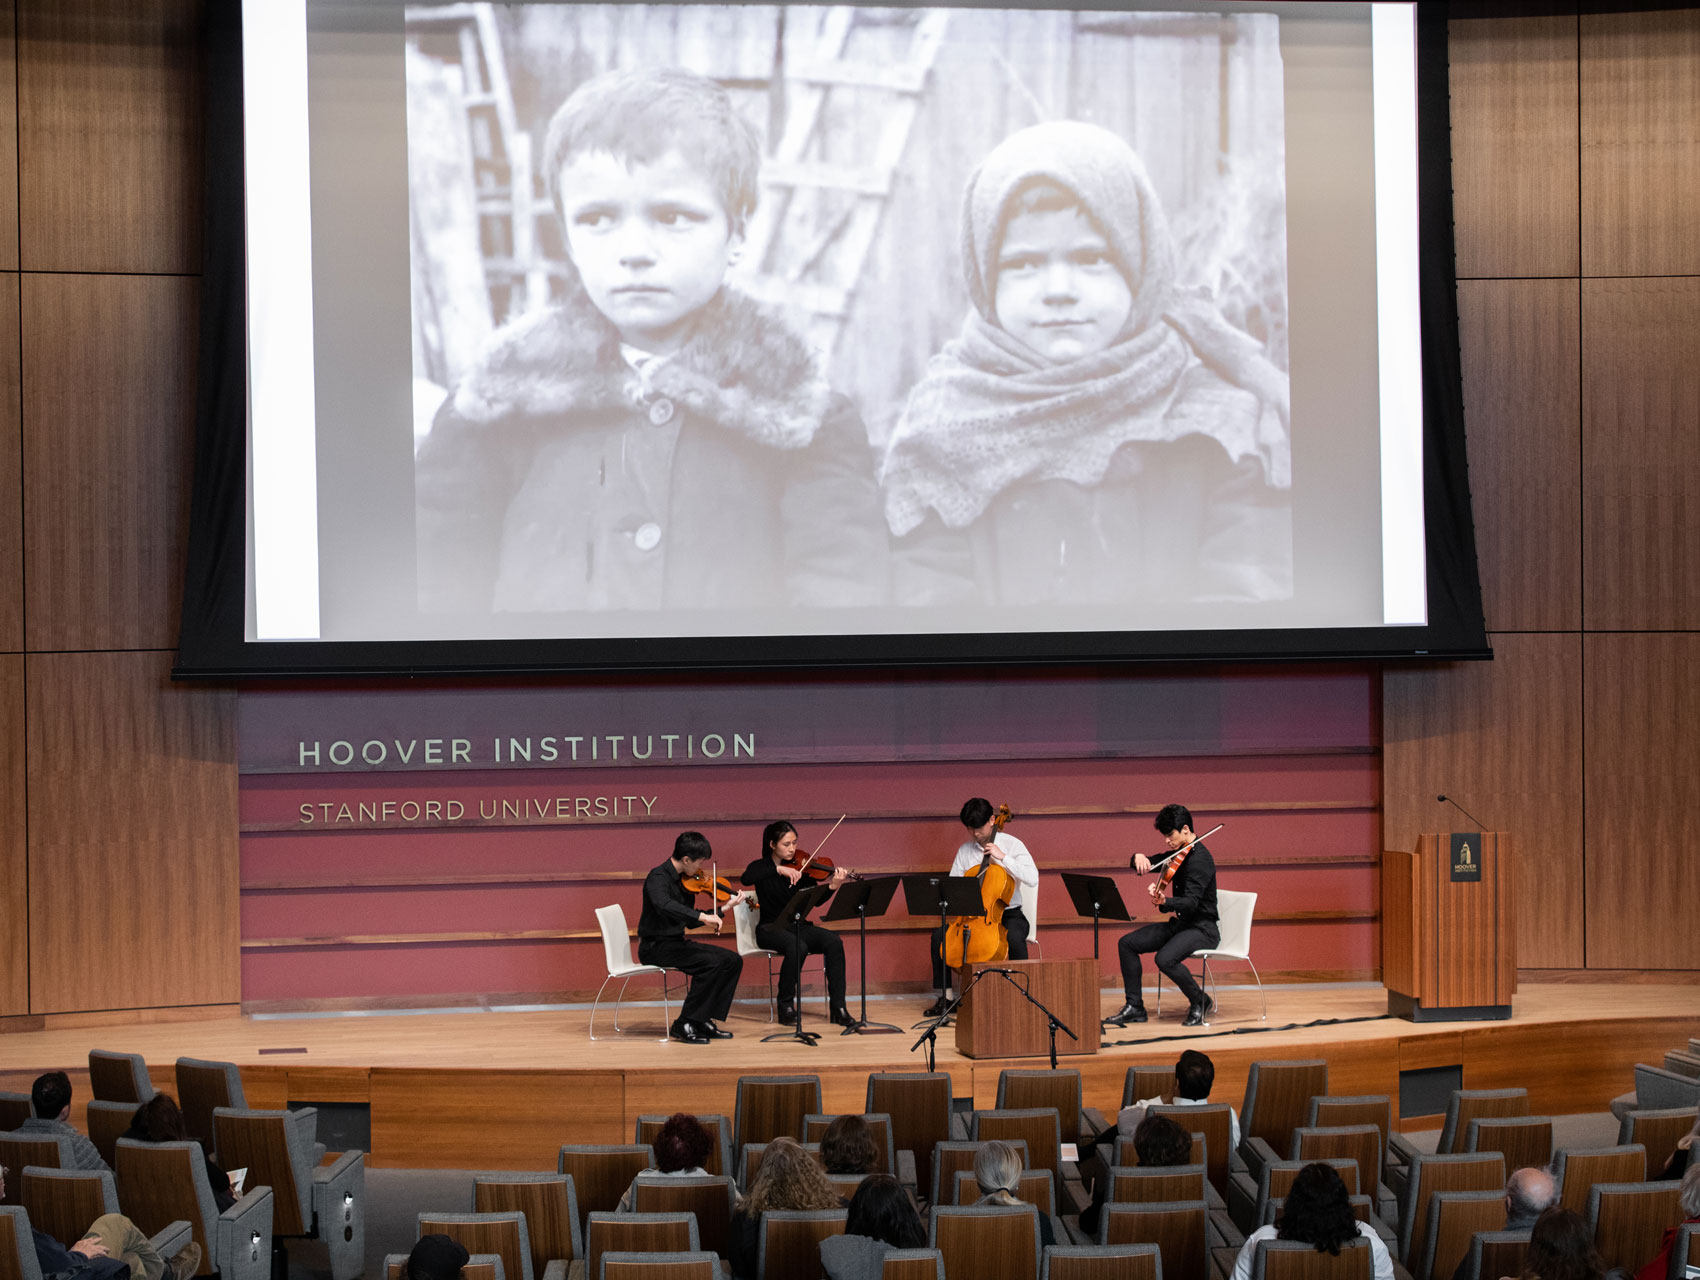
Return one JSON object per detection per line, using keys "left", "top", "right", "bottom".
{"left": 900, "top": 874, "right": 987, "bottom": 1029}
{"left": 760, "top": 882, "right": 836, "bottom": 1046}
{"left": 823, "top": 876, "right": 902, "bottom": 1035}
{"left": 1060, "top": 872, "right": 1132, "bottom": 962}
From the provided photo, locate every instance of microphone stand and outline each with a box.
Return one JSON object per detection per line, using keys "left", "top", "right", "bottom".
{"left": 908, "top": 964, "right": 1002, "bottom": 1072}
{"left": 986, "top": 968, "right": 1079, "bottom": 1070}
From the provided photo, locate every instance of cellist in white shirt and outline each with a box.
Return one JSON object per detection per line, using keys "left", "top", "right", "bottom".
{"left": 923, "top": 797, "right": 1040, "bottom": 1016}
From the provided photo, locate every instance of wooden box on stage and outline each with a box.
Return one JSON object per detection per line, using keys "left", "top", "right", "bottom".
{"left": 1382, "top": 832, "right": 1516, "bottom": 1022}
{"left": 954, "top": 958, "right": 1102, "bottom": 1059}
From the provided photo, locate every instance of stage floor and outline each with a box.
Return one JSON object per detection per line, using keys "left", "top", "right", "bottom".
{"left": 2, "top": 984, "right": 1694, "bottom": 1169}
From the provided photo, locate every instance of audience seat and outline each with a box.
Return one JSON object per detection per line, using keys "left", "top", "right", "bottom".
{"left": 629, "top": 1176, "right": 734, "bottom": 1262}
{"left": 1289, "top": 1125, "right": 1397, "bottom": 1221}
{"left": 930, "top": 1139, "right": 1031, "bottom": 1209}
{"left": 1552, "top": 1144, "right": 1646, "bottom": 1214}
{"left": 1230, "top": 1158, "right": 1359, "bottom": 1238}
{"left": 557, "top": 1146, "right": 652, "bottom": 1239}
{"left": 953, "top": 1168, "right": 1057, "bottom": 1216}
{"left": 1388, "top": 1091, "right": 1527, "bottom": 1200}
{"left": 1617, "top": 1107, "right": 1698, "bottom": 1179}
{"left": 86, "top": 1052, "right": 154, "bottom": 1105}
{"left": 0, "top": 1096, "right": 30, "bottom": 1134}
{"left": 1460, "top": 1228, "right": 1530, "bottom": 1280}
{"left": 972, "top": 1110, "right": 1066, "bottom": 1194}
{"left": 1668, "top": 1223, "right": 1700, "bottom": 1280}
{"left": 1584, "top": 1180, "right": 1684, "bottom": 1276}
{"left": 214, "top": 1106, "right": 365, "bottom": 1280}
{"left": 1239, "top": 1062, "right": 1328, "bottom": 1176}
{"left": 754, "top": 1207, "right": 846, "bottom": 1280}
{"left": 1461, "top": 1116, "right": 1553, "bottom": 1176}
{"left": 418, "top": 1212, "right": 539, "bottom": 1280}
{"left": 1151, "top": 1105, "right": 1236, "bottom": 1199}
{"left": 0, "top": 1138, "right": 71, "bottom": 1206}
{"left": 1393, "top": 1151, "right": 1505, "bottom": 1266}
{"left": 472, "top": 1173, "right": 583, "bottom": 1280}
{"left": 1305, "top": 1099, "right": 1393, "bottom": 1182}
{"left": 1125, "top": 1067, "right": 1178, "bottom": 1110}
{"left": 175, "top": 1059, "right": 272, "bottom": 1158}
{"left": 732, "top": 1076, "right": 821, "bottom": 1150}
{"left": 1411, "top": 1189, "right": 1506, "bottom": 1280}
{"left": 999, "top": 1071, "right": 1101, "bottom": 1149}
{"left": 1251, "top": 1236, "right": 1372, "bottom": 1280}
{"left": 1610, "top": 1065, "right": 1700, "bottom": 1122}
{"left": 1042, "top": 1241, "right": 1162, "bottom": 1280}
{"left": 803, "top": 1112, "right": 898, "bottom": 1177}
{"left": 736, "top": 1142, "right": 822, "bottom": 1191}
{"left": 880, "top": 1247, "right": 945, "bottom": 1280}
{"left": 932, "top": 1201, "right": 1044, "bottom": 1280}
{"left": 867, "top": 1072, "right": 954, "bottom": 1198}
{"left": 114, "top": 1137, "right": 273, "bottom": 1280}
{"left": 583, "top": 1212, "right": 700, "bottom": 1280}
{"left": 85, "top": 1102, "right": 135, "bottom": 1169}
{"left": 385, "top": 1253, "right": 505, "bottom": 1280}
{"left": 17, "top": 1168, "right": 125, "bottom": 1250}
{"left": 1098, "top": 1201, "right": 1223, "bottom": 1280}
{"left": 597, "top": 1251, "right": 716, "bottom": 1280}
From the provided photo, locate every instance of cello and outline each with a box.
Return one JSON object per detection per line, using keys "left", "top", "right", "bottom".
{"left": 941, "top": 803, "right": 1017, "bottom": 968}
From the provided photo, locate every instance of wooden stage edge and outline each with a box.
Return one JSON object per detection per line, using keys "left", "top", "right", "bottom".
{"left": 0, "top": 984, "right": 1694, "bottom": 1171}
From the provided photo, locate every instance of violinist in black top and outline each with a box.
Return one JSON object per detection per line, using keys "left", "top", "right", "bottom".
{"left": 740, "top": 820, "right": 853, "bottom": 1026}
{"left": 1105, "top": 804, "right": 1221, "bottom": 1028}
{"left": 637, "top": 831, "right": 746, "bottom": 1045}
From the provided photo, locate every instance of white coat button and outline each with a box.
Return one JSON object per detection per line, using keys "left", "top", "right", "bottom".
{"left": 634, "top": 523, "right": 662, "bottom": 551}
{"left": 648, "top": 397, "right": 675, "bottom": 425}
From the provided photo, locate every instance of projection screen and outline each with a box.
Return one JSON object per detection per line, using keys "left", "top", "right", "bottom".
{"left": 175, "top": 0, "right": 1487, "bottom": 674}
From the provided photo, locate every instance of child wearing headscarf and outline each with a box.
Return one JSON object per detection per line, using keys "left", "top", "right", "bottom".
{"left": 881, "top": 121, "right": 1291, "bottom": 610}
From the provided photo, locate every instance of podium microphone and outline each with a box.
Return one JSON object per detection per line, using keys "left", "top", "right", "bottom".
{"left": 1436, "top": 794, "right": 1490, "bottom": 831}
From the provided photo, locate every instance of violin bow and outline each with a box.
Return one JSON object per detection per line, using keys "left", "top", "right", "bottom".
{"left": 794, "top": 814, "right": 848, "bottom": 876}
{"left": 1144, "top": 823, "right": 1224, "bottom": 871}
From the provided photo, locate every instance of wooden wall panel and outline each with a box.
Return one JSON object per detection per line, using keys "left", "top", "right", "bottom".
{"left": 0, "top": 275, "right": 19, "bottom": 654}
{"left": 369, "top": 1070, "right": 625, "bottom": 1169}
{"left": 26, "top": 651, "right": 238, "bottom": 1013}
{"left": 0, "top": 655, "right": 25, "bottom": 1017}
{"left": 0, "top": 2, "right": 18, "bottom": 273}
{"left": 1580, "top": 9, "right": 1700, "bottom": 278}
{"left": 21, "top": 274, "right": 197, "bottom": 651}
{"left": 1382, "top": 634, "right": 1583, "bottom": 969}
{"left": 1450, "top": 15, "right": 1580, "bottom": 279}
{"left": 1581, "top": 278, "right": 1700, "bottom": 631}
{"left": 15, "top": 0, "right": 201, "bottom": 274}
{"left": 1456, "top": 280, "right": 1581, "bottom": 631}
{"left": 1581, "top": 634, "right": 1700, "bottom": 970}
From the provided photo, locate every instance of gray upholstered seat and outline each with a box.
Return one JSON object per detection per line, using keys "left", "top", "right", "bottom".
{"left": 87, "top": 1051, "right": 155, "bottom": 1105}
{"left": 114, "top": 1137, "right": 274, "bottom": 1280}
{"left": 214, "top": 1106, "right": 363, "bottom": 1280}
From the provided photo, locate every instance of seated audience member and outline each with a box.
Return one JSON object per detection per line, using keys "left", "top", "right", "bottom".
{"left": 972, "top": 1139, "right": 1056, "bottom": 1250}
{"left": 1450, "top": 1168, "right": 1557, "bottom": 1280}
{"left": 821, "top": 1114, "right": 880, "bottom": 1177}
{"left": 402, "top": 1235, "right": 469, "bottom": 1280}
{"left": 820, "top": 1174, "right": 927, "bottom": 1280}
{"left": 1657, "top": 1113, "right": 1699, "bottom": 1181}
{"left": 1079, "top": 1111, "right": 1194, "bottom": 1237}
{"left": 1635, "top": 1164, "right": 1700, "bottom": 1280}
{"left": 1230, "top": 1162, "right": 1394, "bottom": 1280}
{"left": 1116, "top": 1049, "right": 1241, "bottom": 1151}
{"left": 1517, "top": 1207, "right": 1605, "bottom": 1280}
{"left": 121, "top": 1093, "right": 236, "bottom": 1212}
{"left": 0, "top": 1165, "right": 196, "bottom": 1280}
{"left": 617, "top": 1112, "right": 715, "bottom": 1211}
{"left": 729, "top": 1136, "right": 846, "bottom": 1280}
{"left": 17, "top": 1071, "right": 108, "bottom": 1172}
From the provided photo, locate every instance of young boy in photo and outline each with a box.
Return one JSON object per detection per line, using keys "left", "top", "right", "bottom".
{"left": 416, "top": 68, "right": 887, "bottom": 615}
{"left": 880, "top": 120, "right": 1292, "bottom": 610}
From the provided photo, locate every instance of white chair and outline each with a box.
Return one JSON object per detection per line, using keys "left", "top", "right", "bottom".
{"left": 732, "top": 898, "right": 823, "bottom": 1022}
{"left": 1155, "top": 889, "right": 1266, "bottom": 1022}
{"left": 590, "top": 904, "right": 682, "bottom": 1041}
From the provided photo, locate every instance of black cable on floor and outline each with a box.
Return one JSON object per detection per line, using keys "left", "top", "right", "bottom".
{"left": 1102, "top": 1012, "right": 1398, "bottom": 1049}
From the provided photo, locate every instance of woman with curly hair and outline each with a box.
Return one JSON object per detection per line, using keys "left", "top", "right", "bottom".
{"left": 820, "top": 1174, "right": 927, "bottom": 1280}
{"left": 730, "top": 1137, "right": 846, "bottom": 1279}
{"left": 616, "top": 1112, "right": 715, "bottom": 1212}
{"left": 820, "top": 1114, "right": 880, "bottom": 1177}
{"left": 1230, "top": 1162, "right": 1393, "bottom": 1280}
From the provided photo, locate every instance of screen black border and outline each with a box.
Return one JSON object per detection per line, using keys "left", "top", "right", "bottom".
{"left": 175, "top": 0, "right": 1489, "bottom": 679}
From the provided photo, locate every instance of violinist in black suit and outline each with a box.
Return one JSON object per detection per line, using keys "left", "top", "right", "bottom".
{"left": 1104, "top": 804, "right": 1220, "bottom": 1028}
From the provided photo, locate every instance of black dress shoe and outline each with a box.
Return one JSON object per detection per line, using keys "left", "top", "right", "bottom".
{"left": 775, "top": 1002, "right": 797, "bottom": 1024}
{"left": 1103, "top": 1003, "right": 1147, "bottom": 1026}
{"left": 701, "top": 1020, "right": 734, "bottom": 1039}
{"left": 670, "top": 1020, "right": 710, "bottom": 1044}
{"left": 922, "top": 995, "right": 952, "bottom": 1018}
{"left": 1181, "top": 997, "right": 1215, "bottom": 1028}
{"left": 830, "top": 1005, "right": 856, "bottom": 1027}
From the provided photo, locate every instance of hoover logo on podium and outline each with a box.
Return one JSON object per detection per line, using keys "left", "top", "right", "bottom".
{"left": 1450, "top": 832, "right": 1483, "bottom": 882}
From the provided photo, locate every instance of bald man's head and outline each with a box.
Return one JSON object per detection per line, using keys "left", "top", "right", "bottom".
{"left": 1507, "top": 1167, "right": 1557, "bottom": 1221}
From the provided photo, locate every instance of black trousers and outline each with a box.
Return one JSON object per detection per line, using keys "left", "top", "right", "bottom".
{"left": 1117, "top": 918, "right": 1216, "bottom": 1007}
{"left": 755, "top": 919, "right": 846, "bottom": 1007}
{"left": 637, "top": 934, "right": 742, "bottom": 1024}
{"left": 931, "top": 907, "right": 1030, "bottom": 989}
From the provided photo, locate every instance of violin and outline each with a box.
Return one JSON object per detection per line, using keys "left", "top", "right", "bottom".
{"left": 782, "top": 815, "right": 861, "bottom": 883}
{"left": 941, "top": 803, "right": 1016, "bottom": 968}
{"left": 682, "top": 862, "right": 754, "bottom": 933}
{"left": 1140, "top": 823, "right": 1223, "bottom": 905}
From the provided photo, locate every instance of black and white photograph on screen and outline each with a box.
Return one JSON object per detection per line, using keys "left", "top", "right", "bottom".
{"left": 405, "top": 4, "right": 1293, "bottom": 625}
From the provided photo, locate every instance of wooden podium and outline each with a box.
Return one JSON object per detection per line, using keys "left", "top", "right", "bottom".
{"left": 1382, "top": 832, "right": 1516, "bottom": 1022}
{"left": 954, "top": 958, "right": 1102, "bottom": 1059}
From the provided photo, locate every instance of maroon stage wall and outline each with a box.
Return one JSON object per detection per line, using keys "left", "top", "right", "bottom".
{"left": 236, "top": 666, "right": 1380, "bottom": 1006}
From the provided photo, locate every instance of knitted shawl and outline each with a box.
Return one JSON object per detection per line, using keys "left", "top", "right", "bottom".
{"left": 882, "top": 121, "right": 1291, "bottom": 537}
